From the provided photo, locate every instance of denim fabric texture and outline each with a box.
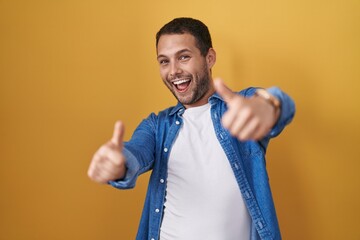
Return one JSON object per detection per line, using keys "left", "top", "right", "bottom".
{"left": 109, "top": 87, "right": 295, "bottom": 240}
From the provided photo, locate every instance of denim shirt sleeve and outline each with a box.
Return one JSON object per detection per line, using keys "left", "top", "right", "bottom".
{"left": 109, "top": 113, "right": 157, "bottom": 189}
{"left": 266, "top": 87, "right": 296, "bottom": 138}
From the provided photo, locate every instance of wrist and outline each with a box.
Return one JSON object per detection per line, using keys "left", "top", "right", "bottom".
{"left": 255, "top": 88, "right": 281, "bottom": 117}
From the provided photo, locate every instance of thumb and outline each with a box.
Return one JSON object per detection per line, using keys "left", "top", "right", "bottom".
{"left": 111, "top": 120, "right": 125, "bottom": 147}
{"left": 214, "top": 78, "right": 236, "bottom": 103}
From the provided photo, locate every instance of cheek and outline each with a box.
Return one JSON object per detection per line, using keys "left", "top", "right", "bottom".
{"left": 190, "top": 67, "right": 203, "bottom": 79}
{"left": 188, "top": 61, "right": 205, "bottom": 75}
{"left": 160, "top": 71, "right": 166, "bottom": 81}
{"left": 159, "top": 69, "right": 167, "bottom": 80}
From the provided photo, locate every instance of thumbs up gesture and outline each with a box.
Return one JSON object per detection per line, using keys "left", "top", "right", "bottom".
{"left": 214, "top": 78, "right": 280, "bottom": 141}
{"left": 88, "top": 121, "right": 126, "bottom": 183}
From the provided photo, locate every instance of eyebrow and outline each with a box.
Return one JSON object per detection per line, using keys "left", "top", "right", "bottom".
{"left": 157, "top": 48, "right": 192, "bottom": 60}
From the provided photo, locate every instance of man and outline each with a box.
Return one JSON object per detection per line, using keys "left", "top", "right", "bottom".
{"left": 88, "top": 17, "right": 295, "bottom": 240}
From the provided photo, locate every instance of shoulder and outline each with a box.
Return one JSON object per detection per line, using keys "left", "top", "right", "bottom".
{"left": 144, "top": 103, "right": 181, "bottom": 122}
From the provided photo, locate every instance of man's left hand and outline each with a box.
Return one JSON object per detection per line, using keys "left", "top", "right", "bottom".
{"left": 214, "top": 78, "right": 280, "bottom": 141}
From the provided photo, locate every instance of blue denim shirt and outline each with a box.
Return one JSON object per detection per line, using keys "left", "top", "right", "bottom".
{"left": 110, "top": 87, "right": 295, "bottom": 240}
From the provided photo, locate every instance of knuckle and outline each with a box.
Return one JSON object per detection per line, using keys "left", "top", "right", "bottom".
{"left": 93, "top": 171, "right": 109, "bottom": 183}
{"left": 87, "top": 169, "right": 94, "bottom": 179}
{"left": 98, "top": 145, "right": 109, "bottom": 154}
{"left": 92, "top": 153, "right": 102, "bottom": 163}
{"left": 230, "top": 126, "right": 238, "bottom": 136}
{"left": 242, "top": 107, "right": 253, "bottom": 118}
{"left": 222, "top": 119, "right": 231, "bottom": 130}
{"left": 238, "top": 132, "right": 246, "bottom": 141}
{"left": 253, "top": 118, "right": 260, "bottom": 127}
{"left": 89, "top": 171, "right": 100, "bottom": 182}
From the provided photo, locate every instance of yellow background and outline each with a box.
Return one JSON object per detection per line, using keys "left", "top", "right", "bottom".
{"left": 1, "top": 0, "right": 359, "bottom": 239}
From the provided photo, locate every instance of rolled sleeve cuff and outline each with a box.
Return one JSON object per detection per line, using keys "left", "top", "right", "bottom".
{"left": 267, "top": 87, "right": 296, "bottom": 138}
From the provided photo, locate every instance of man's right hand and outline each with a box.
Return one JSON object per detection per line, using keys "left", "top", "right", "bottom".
{"left": 87, "top": 121, "right": 126, "bottom": 184}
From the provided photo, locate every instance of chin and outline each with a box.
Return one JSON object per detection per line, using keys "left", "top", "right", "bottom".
{"left": 177, "top": 96, "right": 193, "bottom": 105}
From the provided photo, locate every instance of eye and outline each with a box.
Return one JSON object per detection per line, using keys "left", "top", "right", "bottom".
{"left": 159, "top": 59, "right": 169, "bottom": 65}
{"left": 179, "top": 55, "right": 190, "bottom": 61}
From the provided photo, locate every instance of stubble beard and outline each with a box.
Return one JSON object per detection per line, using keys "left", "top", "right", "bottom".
{"left": 165, "top": 65, "right": 211, "bottom": 106}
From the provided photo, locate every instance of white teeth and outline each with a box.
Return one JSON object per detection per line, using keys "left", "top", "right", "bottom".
{"left": 173, "top": 79, "right": 190, "bottom": 85}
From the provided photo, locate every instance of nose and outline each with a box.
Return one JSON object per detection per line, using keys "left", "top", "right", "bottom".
{"left": 169, "top": 62, "right": 182, "bottom": 78}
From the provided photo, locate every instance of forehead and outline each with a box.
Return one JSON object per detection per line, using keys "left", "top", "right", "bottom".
{"left": 157, "top": 33, "right": 199, "bottom": 56}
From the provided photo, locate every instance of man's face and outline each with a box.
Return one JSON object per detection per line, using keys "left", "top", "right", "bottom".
{"left": 156, "top": 33, "right": 215, "bottom": 108}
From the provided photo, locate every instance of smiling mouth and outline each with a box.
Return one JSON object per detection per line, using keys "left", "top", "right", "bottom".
{"left": 172, "top": 78, "right": 191, "bottom": 92}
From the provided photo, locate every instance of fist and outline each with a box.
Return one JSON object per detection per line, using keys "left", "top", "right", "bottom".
{"left": 214, "top": 78, "right": 279, "bottom": 141}
{"left": 87, "top": 121, "right": 126, "bottom": 184}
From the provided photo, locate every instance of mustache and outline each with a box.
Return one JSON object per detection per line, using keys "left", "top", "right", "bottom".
{"left": 167, "top": 74, "right": 192, "bottom": 82}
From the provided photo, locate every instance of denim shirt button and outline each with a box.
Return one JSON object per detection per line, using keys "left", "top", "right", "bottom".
{"left": 175, "top": 120, "right": 180, "bottom": 125}
{"left": 155, "top": 208, "right": 160, "bottom": 213}
{"left": 160, "top": 179, "right": 165, "bottom": 184}
{"left": 164, "top": 148, "right": 168, "bottom": 152}
{"left": 151, "top": 238, "right": 155, "bottom": 240}
{"left": 234, "top": 163, "right": 239, "bottom": 170}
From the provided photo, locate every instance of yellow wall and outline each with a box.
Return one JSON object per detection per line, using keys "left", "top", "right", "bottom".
{"left": 1, "top": 0, "right": 359, "bottom": 239}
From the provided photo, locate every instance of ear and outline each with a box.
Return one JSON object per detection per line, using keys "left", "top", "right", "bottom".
{"left": 206, "top": 48, "right": 216, "bottom": 68}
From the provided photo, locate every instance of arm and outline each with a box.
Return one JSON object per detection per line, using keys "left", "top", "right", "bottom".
{"left": 88, "top": 114, "right": 157, "bottom": 189}
{"left": 109, "top": 113, "right": 157, "bottom": 189}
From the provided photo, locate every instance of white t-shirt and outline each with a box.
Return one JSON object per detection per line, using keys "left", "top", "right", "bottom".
{"left": 160, "top": 103, "right": 251, "bottom": 240}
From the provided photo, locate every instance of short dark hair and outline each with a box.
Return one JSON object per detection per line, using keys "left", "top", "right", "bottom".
{"left": 156, "top": 17, "right": 213, "bottom": 56}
